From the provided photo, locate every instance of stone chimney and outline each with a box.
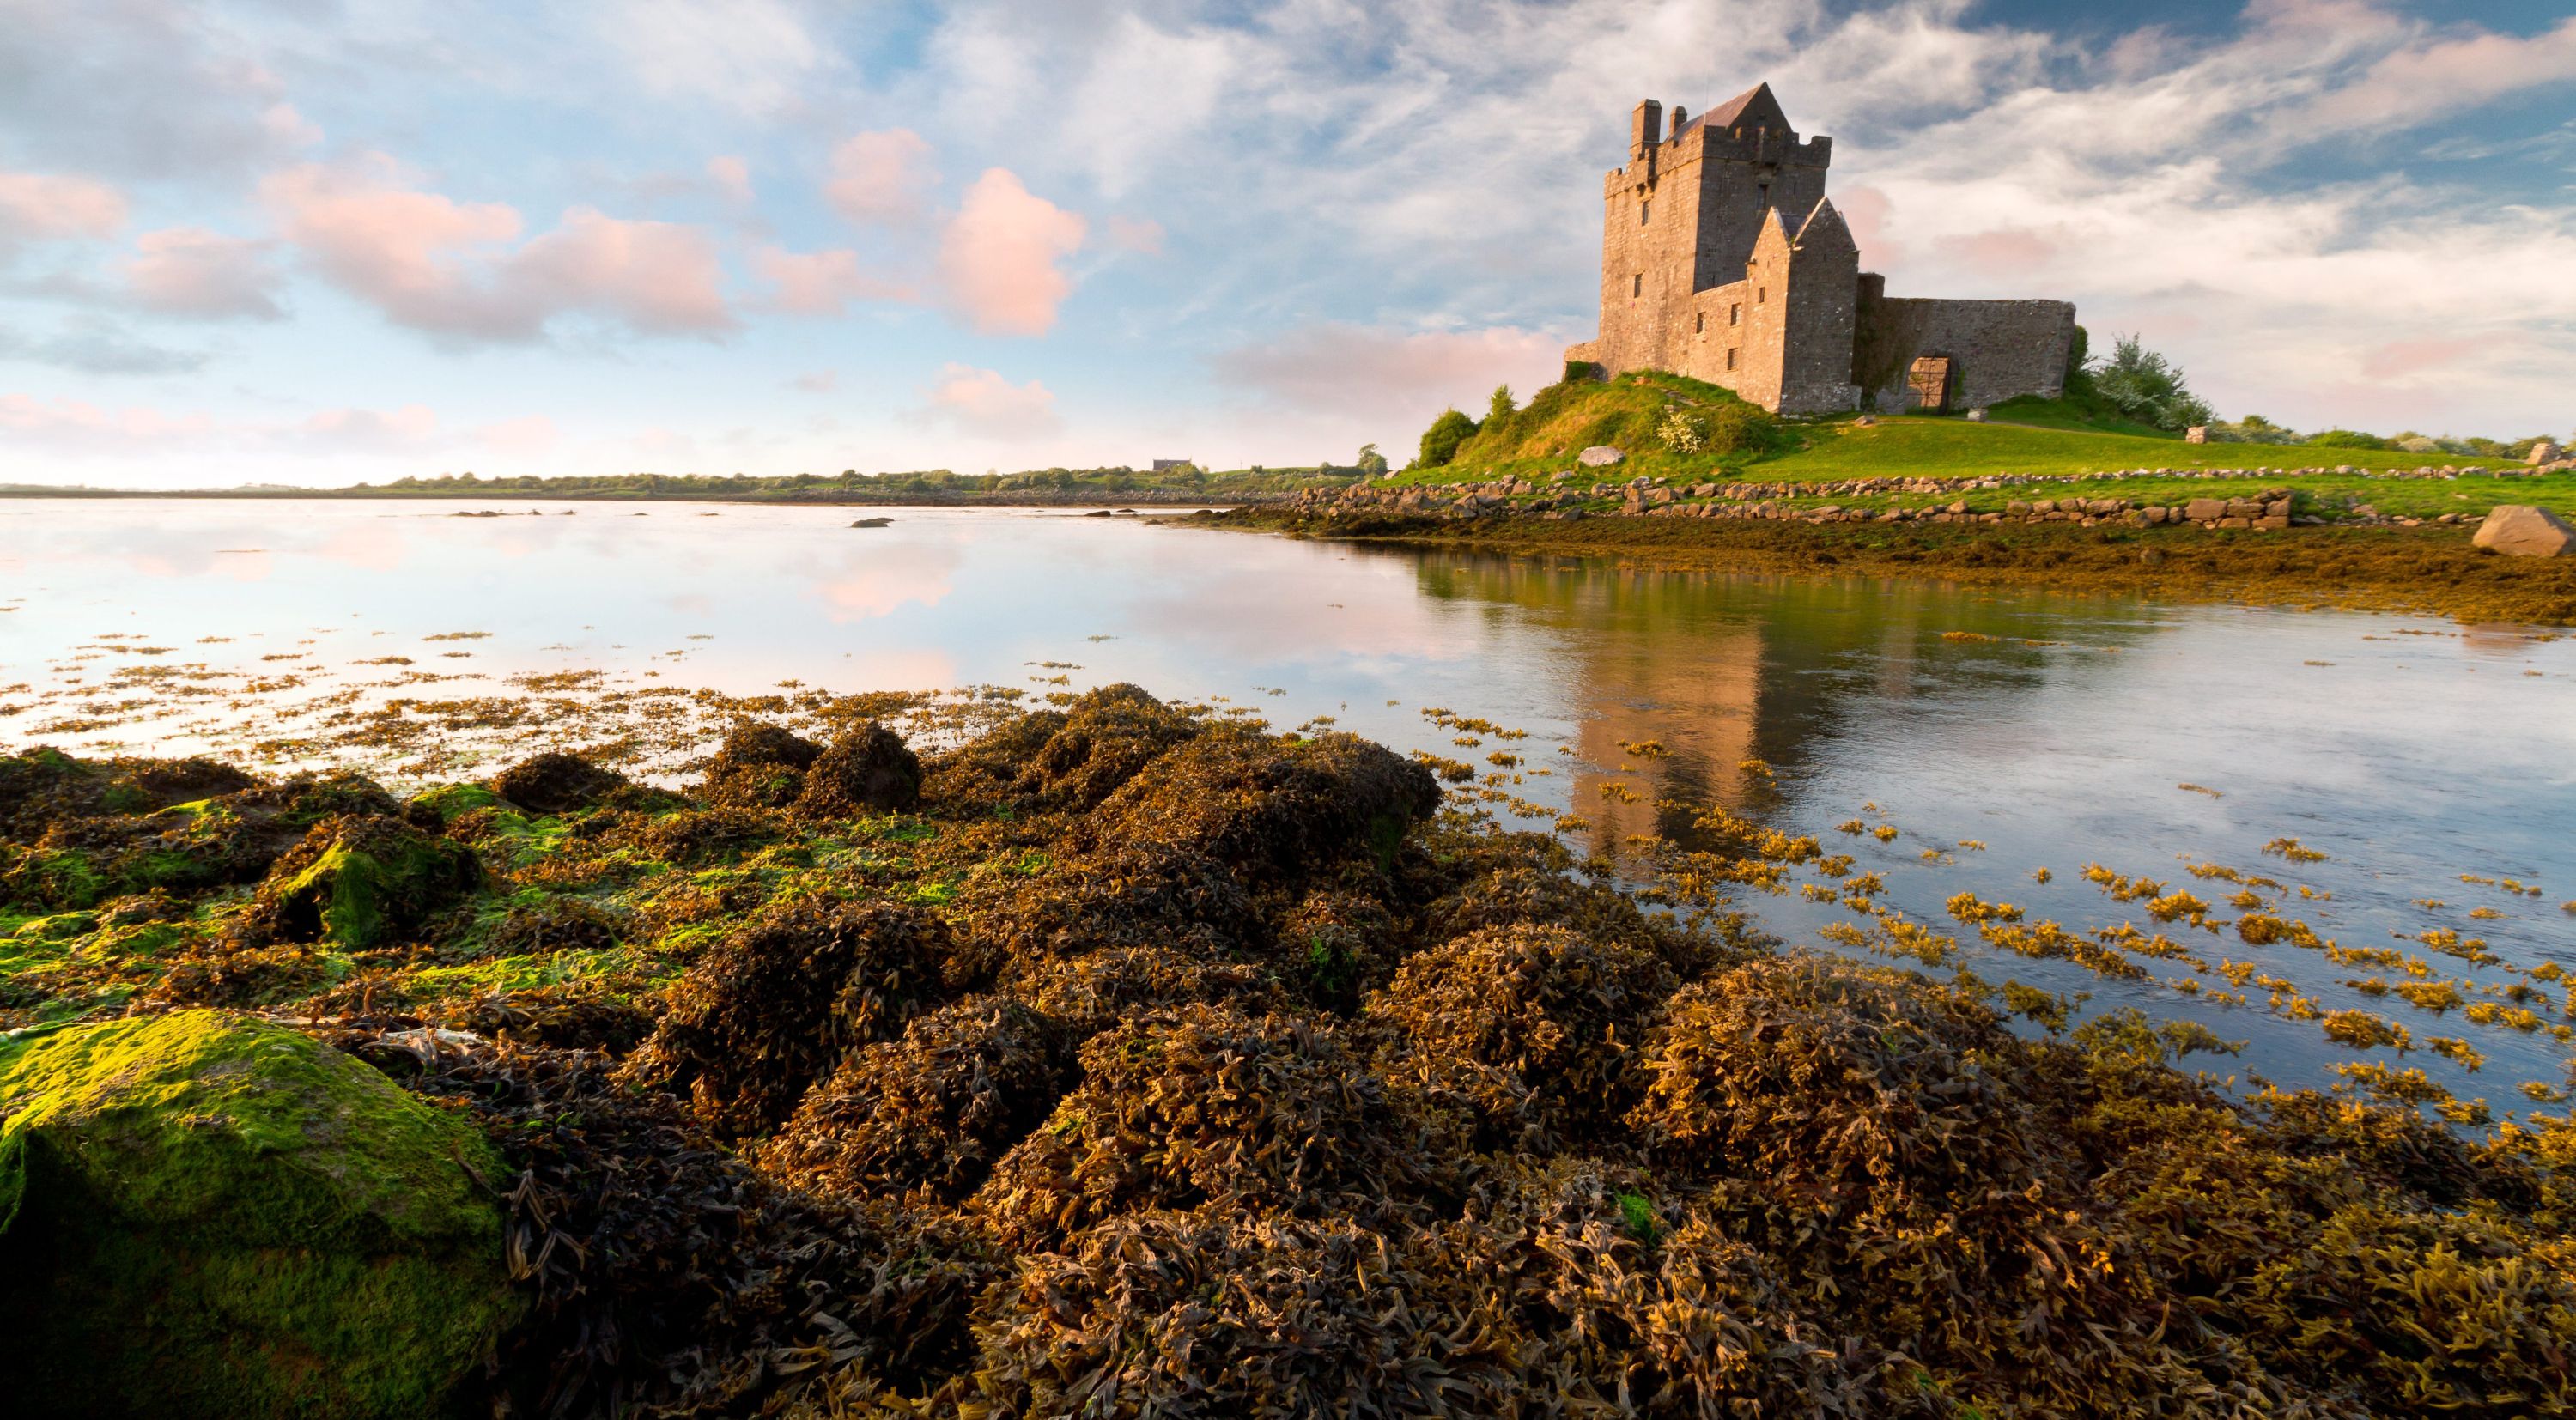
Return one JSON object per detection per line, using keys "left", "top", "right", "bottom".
{"left": 1630, "top": 100, "right": 1662, "bottom": 162}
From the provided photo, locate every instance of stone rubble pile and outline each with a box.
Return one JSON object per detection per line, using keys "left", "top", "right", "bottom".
{"left": 1285, "top": 458, "right": 2573, "bottom": 532}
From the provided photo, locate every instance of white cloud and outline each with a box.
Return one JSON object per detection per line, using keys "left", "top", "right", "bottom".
{"left": 260, "top": 155, "right": 735, "bottom": 343}
{"left": 123, "top": 227, "right": 283, "bottom": 319}
{"left": 1212, "top": 323, "right": 1564, "bottom": 424}
{"left": 707, "top": 155, "right": 754, "bottom": 204}
{"left": 0, "top": 171, "right": 127, "bottom": 246}
{"left": 826, "top": 130, "right": 940, "bottom": 227}
{"left": 754, "top": 245, "right": 913, "bottom": 315}
{"left": 914, "top": 361, "right": 1062, "bottom": 440}
{"left": 936, "top": 169, "right": 1086, "bottom": 336}
{"left": 598, "top": 0, "right": 829, "bottom": 113}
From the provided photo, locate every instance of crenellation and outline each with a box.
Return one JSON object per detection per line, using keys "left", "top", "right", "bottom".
{"left": 1570, "top": 82, "right": 2072, "bottom": 417}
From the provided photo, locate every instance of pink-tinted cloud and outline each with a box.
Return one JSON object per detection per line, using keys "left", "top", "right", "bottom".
{"left": 1105, "top": 215, "right": 1166, "bottom": 255}
{"left": 123, "top": 227, "right": 283, "bottom": 319}
{"left": 2360, "top": 337, "right": 2486, "bottom": 380}
{"left": 261, "top": 155, "right": 733, "bottom": 343}
{"left": 1211, "top": 323, "right": 1563, "bottom": 422}
{"left": 790, "top": 369, "right": 838, "bottom": 392}
{"left": 707, "top": 155, "right": 754, "bottom": 204}
{"left": 0, "top": 392, "right": 212, "bottom": 450}
{"left": 477, "top": 415, "right": 558, "bottom": 454}
{"left": 1933, "top": 226, "right": 2058, "bottom": 274}
{"left": 753, "top": 245, "right": 913, "bottom": 314}
{"left": 826, "top": 129, "right": 939, "bottom": 227}
{"left": 2300, "top": 16, "right": 2576, "bottom": 133}
{"left": 0, "top": 171, "right": 127, "bottom": 244}
{"left": 1835, "top": 185, "right": 1902, "bottom": 268}
{"left": 919, "top": 361, "right": 1061, "bottom": 440}
{"left": 937, "top": 169, "right": 1086, "bottom": 337}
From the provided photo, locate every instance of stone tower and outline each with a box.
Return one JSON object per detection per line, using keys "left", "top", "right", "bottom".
{"left": 1564, "top": 82, "right": 2075, "bottom": 416}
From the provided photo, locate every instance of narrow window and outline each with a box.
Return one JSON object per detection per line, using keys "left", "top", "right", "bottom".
{"left": 1758, "top": 287, "right": 1767, "bottom": 304}
{"left": 1694, "top": 312, "right": 1704, "bottom": 334}
{"left": 1726, "top": 348, "right": 1738, "bottom": 371}
{"left": 1640, "top": 199, "right": 1650, "bottom": 225}
{"left": 1632, "top": 274, "right": 1642, "bottom": 298}
{"left": 1728, "top": 303, "right": 1740, "bottom": 326}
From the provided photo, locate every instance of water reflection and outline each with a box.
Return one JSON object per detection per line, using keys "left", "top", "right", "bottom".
{"left": 5, "top": 499, "right": 2573, "bottom": 1104}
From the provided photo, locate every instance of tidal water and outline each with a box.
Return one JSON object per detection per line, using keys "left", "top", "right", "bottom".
{"left": 7, "top": 498, "right": 2573, "bottom": 1102}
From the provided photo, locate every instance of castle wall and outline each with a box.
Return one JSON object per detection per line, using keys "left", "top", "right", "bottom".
{"left": 1852, "top": 292, "right": 2075, "bottom": 413}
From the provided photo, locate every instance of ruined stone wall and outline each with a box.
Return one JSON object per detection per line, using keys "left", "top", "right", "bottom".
{"left": 1852, "top": 294, "right": 2075, "bottom": 412}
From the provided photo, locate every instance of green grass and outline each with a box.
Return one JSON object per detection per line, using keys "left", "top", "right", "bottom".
{"left": 1399, "top": 376, "right": 2530, "bottom": 489}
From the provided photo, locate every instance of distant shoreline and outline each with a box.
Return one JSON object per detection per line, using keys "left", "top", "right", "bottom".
{"left": 0, "top": 487, "right": 1296, "bottom": 507}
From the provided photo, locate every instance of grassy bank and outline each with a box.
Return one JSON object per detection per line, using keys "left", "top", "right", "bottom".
{"left": 1206, "top": 507, "right": 2576, "bottom": 626}
{"left": 1399, "top": 372, "right": 2555, "bottom": 489}
{"left": 4, "top": 689, "right": 2572, "bottom": 1416}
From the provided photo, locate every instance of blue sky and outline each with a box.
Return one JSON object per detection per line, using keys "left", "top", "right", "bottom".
{"left": 2, "top": 0, "right": 2572, "bottom": 488}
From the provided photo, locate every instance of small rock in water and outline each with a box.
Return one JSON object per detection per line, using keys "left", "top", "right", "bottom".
{"left": 851, "top": 516, "right": 892, "bottom": 528}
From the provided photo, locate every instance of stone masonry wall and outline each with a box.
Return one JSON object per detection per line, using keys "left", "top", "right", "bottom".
{"left": 1853, "top": 294, "right": 2075, "bottom": 413}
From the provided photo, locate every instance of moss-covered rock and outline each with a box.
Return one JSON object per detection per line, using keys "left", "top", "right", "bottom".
{"left": 252, "top": 814, "right": 483, "bottom": 950}
{"left": 0, "top": 1010, "right": 520, "bottom": 1417}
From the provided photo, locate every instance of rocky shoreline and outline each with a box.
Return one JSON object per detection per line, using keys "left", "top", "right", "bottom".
{"left": 3, "top": 689, "right": 2573, "bottom": 1417}
{"left": 1294, "top": 457, "right": 2574, "bottom": 531}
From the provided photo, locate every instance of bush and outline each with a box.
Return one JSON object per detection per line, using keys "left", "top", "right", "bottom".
{"left": 2090, "top": 334, "right": 2214, "bottom": 432}
{"left": 2306, "top": 428, "right": 2393, "bottom": 450}
{"left": 1414, "top": 408, "right": 1479, "bottom": 469}
{"left": 1658, "top": 408, "right": 1708, "bottom": 453}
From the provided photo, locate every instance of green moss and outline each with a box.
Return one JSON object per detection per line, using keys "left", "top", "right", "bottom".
{"left": 0, "top": 847, "right": 106, "bottom": 911}
{"left": 0, "top": 1010, "right": 520, "bottom": 1417}
{"left": 267, "top": 822, "right": 480, "bottom": 951}
{"left": 409, "top": 782, "right": 501, "bottom": 823}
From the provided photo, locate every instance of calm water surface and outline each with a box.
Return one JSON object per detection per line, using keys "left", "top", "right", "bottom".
{"left": 7, "top": 499, "right": 2573, "bottom": 1103}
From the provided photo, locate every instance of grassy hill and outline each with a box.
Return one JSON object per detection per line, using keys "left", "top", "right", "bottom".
{"left": 1399, "top": 373, "right": 2523, "bottom": 488}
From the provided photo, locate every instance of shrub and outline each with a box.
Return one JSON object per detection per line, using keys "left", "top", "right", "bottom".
{"left": 2089, "top": 334, "right": 2214, "bottom": 431}
{"left": 1658, "top": 408, "right": 1709, "bottom": 453}
{"left": 1415, "top": 408, "right": 1479, "bottom": 468}
{"left": 1705, "top": 400, "right": 1777, "bottom": 453}
{"left": 2306, "top": 428, "right": 2393, "bottom": 450}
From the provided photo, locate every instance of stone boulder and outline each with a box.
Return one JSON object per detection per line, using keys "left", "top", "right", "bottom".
{"left": 254, "top": 813, "right": 484, "bottom": 950}
{"left": 2530, "top": 441, "right": 2561, "bottom": 466}
{"left": 1577, "top": 446, "right": 1625, "bottom": 467}
{"left": 794, "top": 722, "right": 924, "bottom": 817}
{"left": 0, "top": 1011, "right": 520, "bottom": 1417}
{"left": 2184, "top": 496, "right": 2227, "bottom": 522}
{"left": 2472, "top": 504, "right": 2575, "bottom": 558}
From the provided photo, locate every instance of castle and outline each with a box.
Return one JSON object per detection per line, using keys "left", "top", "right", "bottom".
{"left": 1565, "top": 84, "right": 2076, "bottom": 416}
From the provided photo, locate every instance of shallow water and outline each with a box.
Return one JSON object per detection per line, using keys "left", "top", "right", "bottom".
{"left": 7, "top": 498, "right": 2573, "bottom": 1105}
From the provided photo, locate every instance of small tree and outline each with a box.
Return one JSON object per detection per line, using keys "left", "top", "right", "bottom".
{"left": 1415, "top": 408, "right": 1479, "bottom": 469}
{"left": 2093, "top": 334, "right": 2213, "bottom": 432}
{"left": 1355, "top": 444, "right": 1388, "bottom": 476}
{"left": 1487, "top": 385, "right": 1516, "bottom": 423}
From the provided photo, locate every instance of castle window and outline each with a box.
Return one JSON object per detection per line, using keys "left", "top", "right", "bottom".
{"left": 1758, "top": 287, "right": 1767, "bottom": 304}
{"left": 1729, "top": 303, "right": 1740, "bottom": 326}
{"left": 1640, "top": 200, "right": 1650, "bottom": 225}
{"left": 1726, "top": 348, "right": 1738, "bottom": 371}
{"left": 1632, "top": 274, "right": 1642, "bottom": 298}
{"left": 1694, "top": 313, "right": 1704, "bottom": 334}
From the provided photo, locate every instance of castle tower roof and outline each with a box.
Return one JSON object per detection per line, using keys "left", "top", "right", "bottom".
{"left": 1676, "top": 82, "right": 1790, "bottom": 140}
{"left": 1792, "top": 197, "right": 1856, "bottom": 256}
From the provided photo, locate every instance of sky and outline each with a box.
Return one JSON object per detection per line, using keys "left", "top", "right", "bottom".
{"left": 1, "top": 0, "right": 2573, "bottom": 489}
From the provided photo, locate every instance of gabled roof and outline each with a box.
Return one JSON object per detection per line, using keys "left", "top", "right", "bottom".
{"left": 1793, "top": 197, "right": 1856, "bottom": 254}
{"left": 1676, "top": 82, "right": 1791, "bottom": 140}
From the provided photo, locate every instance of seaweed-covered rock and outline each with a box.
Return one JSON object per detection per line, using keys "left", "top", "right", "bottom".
{"left": 1372, "top": 923, "right": 1675, "bottom": 1139}
{"left": 793, "top": 722, "right": 923, "bottom": 818}
{"left": 971, "top": 1004, "right": 1453, "bottom": 1250}
{"left": 969, "top": 1212, "right": 1522, "bottom": 1418}
{"left": 624, "top": 897, "right": 950, "bottom": 1136}
{"left": 923, "top": 683, "right": 1200, "bottom": 816}
{"left": 1085, "top": 728, "right": 1438, "bottom": 887}
{"left": 760, "top": 995, "right": 1065, "bottom": 1200}
{"left": 695, "top": 721, "right": 823, "bottom": 810}
{"left": 487, "top": 751, "right": 630, "bottom": 815}
{"left": 249, "top": 812, "right": 483, "bottom": 950}
{"left": 1007, "top": 944, "right": 1288, "bottom": 1035}
{"left": 0, "top": 1010, "right": 519, "bottom": 1418}
{"left": 957, "top": 843, "right": 1267, "bottom": 968}
{"left": 0, "top": 747, "right": 256, "bottom": 840}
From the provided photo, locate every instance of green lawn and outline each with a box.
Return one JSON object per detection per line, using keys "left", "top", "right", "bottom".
{"left": 1750, "top": 416, "right": 2493, "bottom": 482}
